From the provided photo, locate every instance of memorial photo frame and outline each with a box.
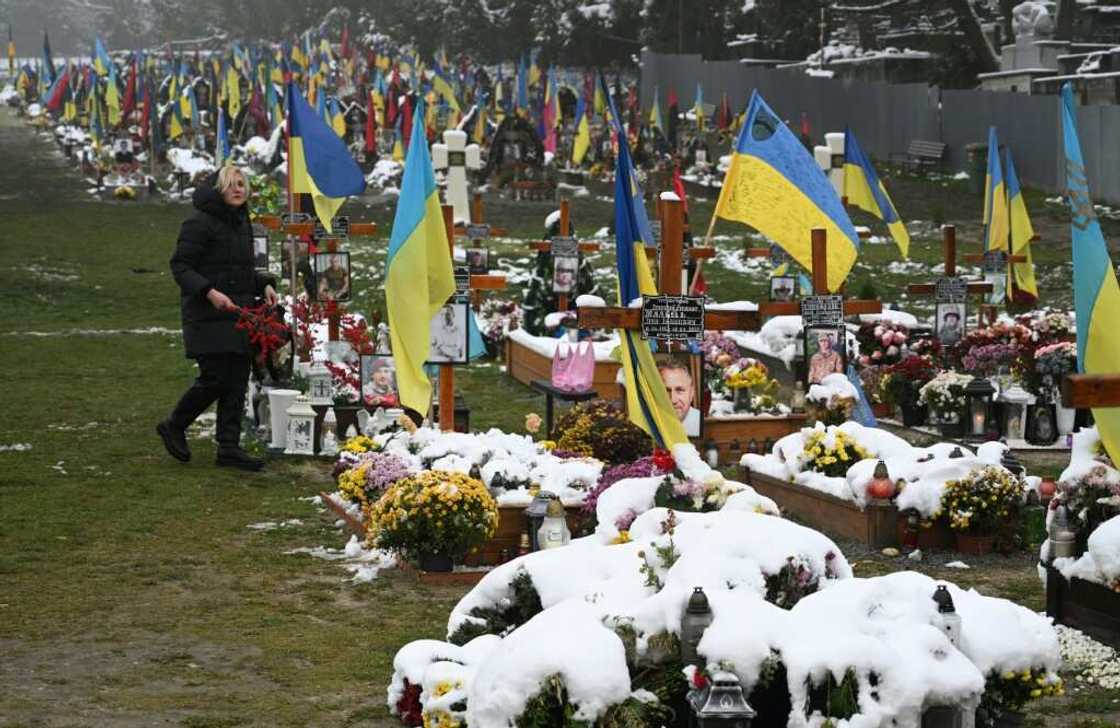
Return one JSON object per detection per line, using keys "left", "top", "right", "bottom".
{"left": 360, "top": 354, "right": 400, "bottom": 408}
{"left": 253, "top": 233, "right": 269, "bottom": 271}
{"left": 653, "top": 352, "right": 705, "bottom": 439}
{"left": 770, "top": 276, "right": 797, "bottom": 303}
{"left": 553, "top": 255, "right": 579, "bottom": 294}
{"left": 935, "top": 302, "right": 966, "bottom": 347}
{"left": 804, "top": 325, "right": 846, "bottom": 387}
{"left": 467, "top": 247, "right": 489, "bottom": 274}
{"left": 427, "top": 301, "right": 469, "bottom": 365}
{"left": 313, "top": 252, "right": 351, "bottom": 302}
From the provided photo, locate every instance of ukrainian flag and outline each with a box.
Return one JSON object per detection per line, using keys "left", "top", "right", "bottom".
{"left": 1062, "top": 82, "right": 1120, "bottom": 464}
{"left": 93, "top": 37, "right": 112, "bottom": 76}
{"left": 843, "top": 127, "right": 909, "bottom": 257}
{"left": 286, "top": 81, "right": 366, "bottom": 232}
{"left": 603, "top": 79, "right": 688, "bottom": 449}
{"left": 329, "top": 97, "right": 345, "bottom": 137}
{"left": 982, "top": 126, "right": 1010, "bottom": 254}
{"left": 1004, "top": 147, "right": 1038, "bottom": 302}
{"left": 713, "top": 90, "right": 859, "bottom": 292}
{"left": 571, "top": 96, "right": 590, "bottom": 165}
{"left": 227, "top": 65, "right": 241, "bottom": 121}
{"left": 431, "top": 66, "right": 460, "bottom": 112}
{"left": 385, "top": 98, "right": 456, "bottom": 415}
{"left": 216, "top": 108, "right": 230, "bottom": 166}
{"left": 648, "top": 86, "right": 662, "bottom": 132}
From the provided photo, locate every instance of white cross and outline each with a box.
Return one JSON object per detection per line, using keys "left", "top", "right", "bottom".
{"left": 431, "top": 129, "right": 482, "bottom": 225}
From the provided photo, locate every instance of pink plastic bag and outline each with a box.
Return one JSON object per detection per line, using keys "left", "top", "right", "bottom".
{"left": 551, "top": 341, "right": 595, "bottom": 392}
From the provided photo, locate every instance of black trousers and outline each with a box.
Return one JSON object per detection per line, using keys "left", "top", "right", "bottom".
{"left": 168, "top": 353, "right": 250, "bottom": 448}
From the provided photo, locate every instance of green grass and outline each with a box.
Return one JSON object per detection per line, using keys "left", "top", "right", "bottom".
{"left": 1, "top": 109, "right": 1117, "bottom": 726}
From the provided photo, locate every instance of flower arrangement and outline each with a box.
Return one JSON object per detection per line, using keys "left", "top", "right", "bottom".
{"left": 1015, "top": 309, "right": 1075, "bottom": 344}
{"left": 552, "top": 400, "right": 652, "bottom": 465}
{"left": 1056, "top": 464, "right": 1120, "bottom": 540}
{"left": 855, "top": 321, "right": 910, "bottom": 367}
{"left": 337, "top": 451, "right": 417, "bottom": 509}
{"left": 702, "top": 331, "right": 740, "bottom": 368}
{"left": 477, "top": 298, "right": 523, "bottom": 354}
{"left": 581, "top": 454, "right": 674, "bottom": 517}
{"left": 1033, "top": 341, "right": 1077, "bottom": 392}
{"left": 962, "top": 342, "right": 1019, "bottom": 378}
{"left": 952, "top": 320, "right": 1032, "bottom": 372}
{"left": 800, "top": 430, "right": 872, "bottom": 478}
{"left": 880, "top": 355, "right": 938, "bottom": 407}
{"left": 941, "top": 466, "right": 1021, "bottom": 534}
{"left": 976, "top": 669, "right": 1063, "bottom": 728}
{"left": 919, "top": 370, "right": 974, "bottom": 418}
{"left": 341, "top": 434, "right": 378, "bottom": 454}
{"left": 722, "top": 357, "right": 780, "bottom": 413}
{"left": 235, "top": 303, "right": 291, "bottom": 368}
{"left": 369, "top": 470, "right": 499, "bottom": 562}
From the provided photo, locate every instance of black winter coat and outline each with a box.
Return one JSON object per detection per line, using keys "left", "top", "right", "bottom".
{"left": 170, "top": 182, "right": 276, "bottom": 358}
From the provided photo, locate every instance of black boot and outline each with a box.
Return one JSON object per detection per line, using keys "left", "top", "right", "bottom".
{"left": 156, "top": 420, "right": 191, "bottom": 462}
{"left": 216, "top": 446, "right": 265, "bottom": 471}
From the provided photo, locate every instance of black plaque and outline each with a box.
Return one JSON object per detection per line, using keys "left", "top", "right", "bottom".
{"left": 640, "top": 296, "right": 705, "bottom": 342}
{"left": 981, "top": 250, "right": 1008, "bottom": 273}
{"left": 454, "top": 266, "right": 471, "bottom": 293}
{"left": 800, "top": 295, "right": 844, "bottom": 327}
{"left": 466, "top": 223, "right": 491, "bottom": 240}
{"left": 448, "top": 150, "right": 466, "bottom": 167}
{"left": 312, "top": 216, "right": 350, "bottom": 241}
{"left": 935, "top": 276, "right": 968, "bottom": 303}
{"left": 281, "top": 211, "right": 311, "bottom": 225}
{"left": 550, "top": 236, "right": 579, "bottom": 257}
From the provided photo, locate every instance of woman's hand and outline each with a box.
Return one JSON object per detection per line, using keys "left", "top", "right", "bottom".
{"left": 206, "top": 289, "right": 236, "bottom": 311}
{"left": 264, "top": 285, "right": 278, "bottom": 306}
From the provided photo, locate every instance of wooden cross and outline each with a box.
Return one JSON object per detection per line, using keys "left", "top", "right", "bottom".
{"left": 527, "top": 198, "right": 600, "bottom": 312}
{"left": 905, "top": 225, "right": 994, "bottom": 328}
{"left": 961, "top": 240, "right": 1032, "bottom": 325}
{"left": 435, "top": 203, "right": 508, "bottom": 431}
{"left": 453, "top": 193, "right": 508, "bottom": 311}
{"left": 1062, "top": 374, "right": 1120, "bottom": 409}
{"left": 578, "top": 204, "right": 881, "bottom": 340}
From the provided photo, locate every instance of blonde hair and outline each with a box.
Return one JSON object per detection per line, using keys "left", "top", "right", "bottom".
{"left": 216, "top": 165, "right": 249, "bottom": 194}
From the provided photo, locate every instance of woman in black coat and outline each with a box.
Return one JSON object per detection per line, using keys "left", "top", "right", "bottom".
{"left": 157, "top": 167, "right": 277, "bottom": 470}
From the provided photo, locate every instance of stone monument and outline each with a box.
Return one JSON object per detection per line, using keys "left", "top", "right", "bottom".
{"left": 431, "top": 129, "right": 482, "bottom": 224}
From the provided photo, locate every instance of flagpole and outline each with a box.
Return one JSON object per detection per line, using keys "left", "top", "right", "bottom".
{"left": 689, "top": 213, "right": 718, "bottom": 294}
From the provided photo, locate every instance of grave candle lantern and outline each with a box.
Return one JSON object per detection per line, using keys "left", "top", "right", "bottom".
{"left": 284, "top": 395, "right": 317, "bottom": 456}
{"left": 1048, "top": 505, "right": 1078, "bottom": 562}
{"left": 308, "top": 361, "right": 333, "bottom": 405}
{"left": 964, "top": 378, "right": 996, "bottom": 440}
{"left": 931, "top": 584, "right": 961, "bottom": 649}
{"left": 536, "top": 497, "right": 570, "bottom": 550}
{"left": 688, "top": 671, "right": 755, "bottom": 728}
{"left": 680, "top": 587, "right": 713, "bottom": 668}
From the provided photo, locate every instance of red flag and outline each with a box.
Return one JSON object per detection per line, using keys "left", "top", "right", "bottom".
{"left": 248, "top": 83, "right": 269, "bottom": 136}
{"left": 667, "top": 87, "right": 678, "bottom": 109}
{"left": 365, "top": 90, "right": 377, "bottom": 154}
{"left": 672, "top": 164, "right": 688, "bottom": 215}
{"left": 400, "top": 94, "right": 414, "bottom": 151}
{"left": 45, "top": 69, "right": 68, "bottom": 112}
{"left": 799, "top": 111, "right": 811, "bottom": 147}
{"left": 340, "top": 24, "right": 351, "bottom": 60}
{"left": 140, "top": 84, "right": 151, "bottom": 140}
{"left": 121, "top": 58, "right": 137, "bottom": 118}
{"left": 717, "top": 93, "right": 731, "bottom": 131}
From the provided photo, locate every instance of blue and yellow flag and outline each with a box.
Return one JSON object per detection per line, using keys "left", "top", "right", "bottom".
{"left": 843, "top": 127, "right": 909, "bottom": 257}
{"left": 216, "top": 107, "right": 230, "bottom": 166}
{"left": 286, "top": 81, "right": 366, "bottom": 232}
{"left": 982, "top": 126, "right": 1010, "bottom": 254}
{"left": 93, "top": 37, "right": 112, "bottom": 76}
{"left": 648, "top": 86, "right": 662, "bottom": 132}
{"left": 572, "top": 95, "right": 590, "bottom": 166}
{"left": 713, "top": 90, "right": 859, "bottom": 292}
{"left": 1062, "top": 82, "right": 1120, "bottom": 464}
{"left": 604, "top": 79, "right": 688, "bottom": 449}
{"left": 385, "top": 98, "right": 456, "bottom": 415}
{"left": 431, "top": 66, "right": 460, "bottom": 112}
{"left": 1004, "top": 148, "right": 1038, "bottom": 302}
{"left": 329, "top": 97, "right": 345, "bottom": 137}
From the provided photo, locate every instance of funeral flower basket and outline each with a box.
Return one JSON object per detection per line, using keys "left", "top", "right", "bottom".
{"left": 941, "top": 466, "right": 1022, "bottom": 554}
{"left": 918, "top": 371, "right": 973, "bottom": 425}
{"left": 368, "top": 470, "right": 499, "bottom": 570}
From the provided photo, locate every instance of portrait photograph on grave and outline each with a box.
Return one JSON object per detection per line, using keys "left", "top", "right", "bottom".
{"left": 804, "top": 326, "right": 846, "bottom": 386}
{"left": 313, "top": 252, "right": 351, "bottom": 302}
{"left": 770, "top": 275, "right": 797, "bottom": 302}
{"left": 935, "top": 302, "right": 966, "bottom": 347}
{"left": 360, "top": 355, "right": 399, "bottom": 408}
{"left": 467, "top": 247, "right": 489, "bottom": 274}
{"left": 253, "top": 234, "right": 269, "bottom": 271}
{"left": 553, "top": 255, "right": 579, "bottom": 294}
{"left": 427, "top": 301, "right": 469, "bottom": 364}
{"left": 655, "top": 352, "right": 704, "bottom": 438}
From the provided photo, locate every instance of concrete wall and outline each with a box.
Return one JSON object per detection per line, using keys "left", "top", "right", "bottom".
{"left": 641, "top": 50, "right": 1120, "bottom": 204}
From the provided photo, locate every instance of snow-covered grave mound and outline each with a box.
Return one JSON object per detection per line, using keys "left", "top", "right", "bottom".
{"left": 389, "top": 506, "right": 1060, "bottom": 727}
{"left": 740, "top": 422, "right": 1031, "bottom": 515}
{"left": 1050, "top": 427, "right": 1120, "bottom": 589}
{"left": 1057, "top": 515, "right": 1120, "bottom": 589}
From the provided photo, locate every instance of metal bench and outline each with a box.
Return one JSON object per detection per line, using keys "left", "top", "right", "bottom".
{"left": 891, "top": 140, "right": 947, "bottom": 173}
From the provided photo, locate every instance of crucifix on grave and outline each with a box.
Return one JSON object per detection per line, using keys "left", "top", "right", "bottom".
{"left": 432, "top": 129, "right": 482, "bottom": 225}
{"left": 905, "top": 225, "right": 995, "bottom": 336}
{"left": 527, "top": 198, "right": 601, "bottom": 313}
{"left": 454, "top": 193, "right": 509, "bottom": 311}
{"left": 432, "top": 203, "right": 507, "bottom": 432}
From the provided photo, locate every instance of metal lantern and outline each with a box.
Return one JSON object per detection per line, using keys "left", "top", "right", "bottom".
{"left": 1048, "top": 505, "right": 1078, "bottom": 562}
{"left": 537, "top": 497, "right": 571, "bottom": 550}
{"left": 526, "top": 490, "right": 557, "bottom": 551}
{"left": 791, "top": 381, "right": 807, "bottom": 412}
{"left": 964, "top": 378, "right": 996, "bottom": 440}
{"left": 680, "top": 587, "right": 714, "bottom": 668}
{"left": 307, "top": 361, "right": 333, "bottom": 405}
{"left": 284, "top": 395, "right": 317, "bottom": 456}
{"left": 997, "top": 384, "right": 1035, "bottom": 442}
{"left": 948, "top": 447, "right": 965, "bottom": 459}
{"left": 688, "top": 671, "right": 755, "bottom": 728}
{"left": 1000, "top": 449, "right": 1024, "bottom": 479}
{"left": 320, "top": 407, "right": 338, "bottom": 456}
{"left": 931, "top": 584, "right": 962, "bottom": 649}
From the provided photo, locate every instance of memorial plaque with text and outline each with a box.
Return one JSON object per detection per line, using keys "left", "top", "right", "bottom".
{"left": 640, "top": 295, "right": 705, "bottom": 341}
{"left": 550, "top": 236, "right": 579, "bottom": 257}
{"left": 312, "top": 216, "right": 350, "bottom": 241}
{"left": 454, "top": 266, "right": 471, "bottom": 293}
{"left": 935, "top": 276, "right": 968, "bottom": 303}
{"left": 466, "top": 223, "right": 491, "bottom": 240}
{"left": 800, "top": 295, "right": 844, "bottom": 327}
